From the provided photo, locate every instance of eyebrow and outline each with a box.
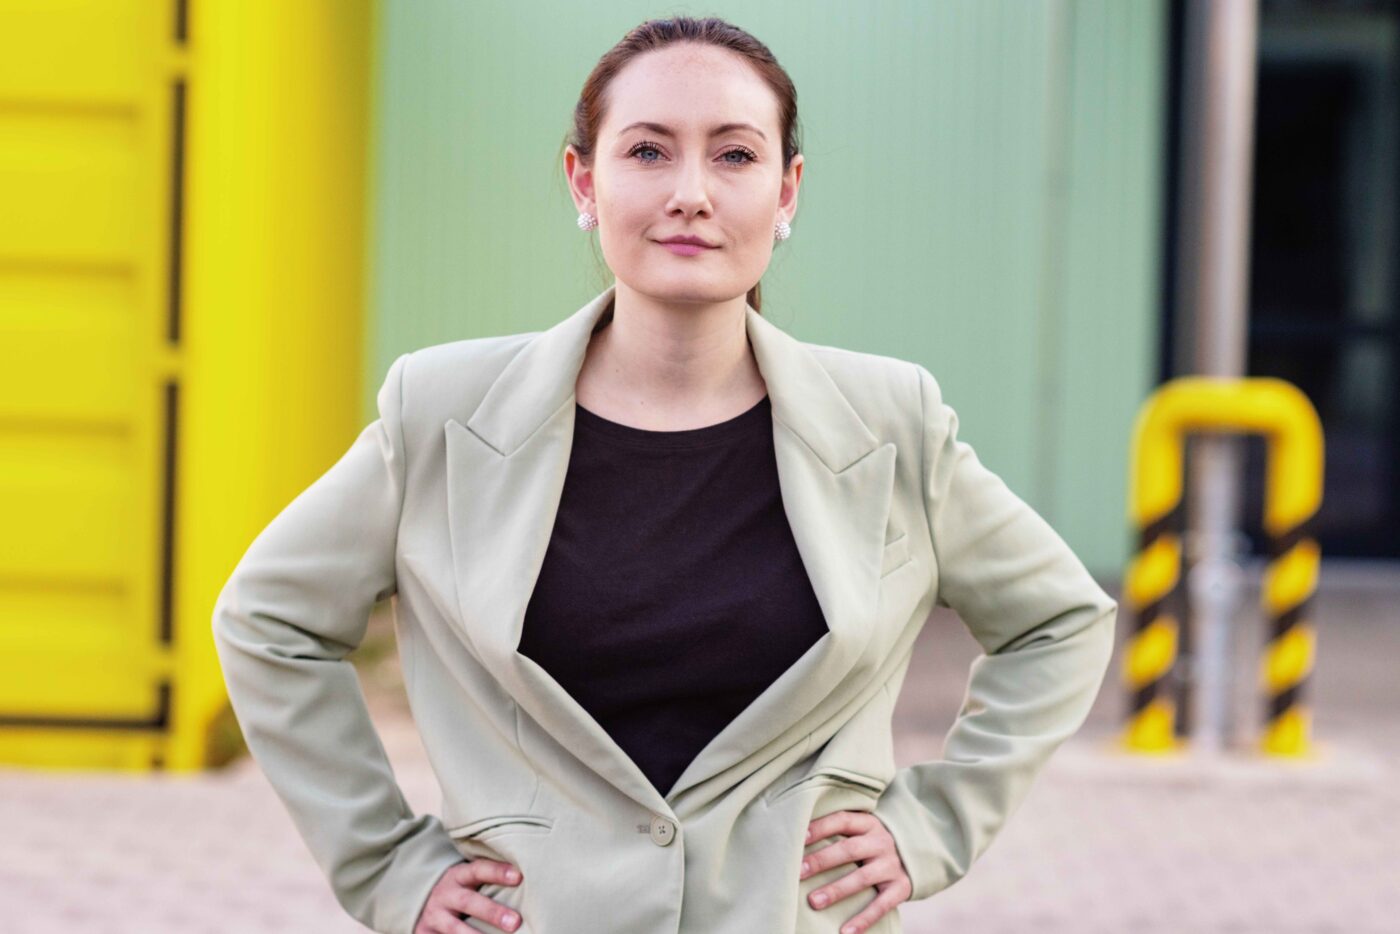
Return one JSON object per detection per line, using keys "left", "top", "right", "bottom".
{"left": 617, "top": 121, "right": 768, "bottom": 142}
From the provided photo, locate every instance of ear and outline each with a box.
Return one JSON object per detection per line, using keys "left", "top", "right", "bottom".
{"left": 777, "top": 152, "right": 803, "bottom": 226}
{"left": 564, "top": 146, "right": 598, "bottom": 216}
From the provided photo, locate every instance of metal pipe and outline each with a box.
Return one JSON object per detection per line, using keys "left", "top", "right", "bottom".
{"left": 1175, "top": 0, "right": 1261, "bottom": 755}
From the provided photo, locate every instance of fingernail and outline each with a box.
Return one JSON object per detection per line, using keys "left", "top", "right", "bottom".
{"left": 843, "top": 927, "right": 857, "bottom": 934}
{"left": 503, "top": 912, "right": 518, "bottom": 929}
{"left": 812, "top": 892, "right": 828, "bottom": 907}
{"left": 506, "top": 869, "right": 520, "bottom": 882}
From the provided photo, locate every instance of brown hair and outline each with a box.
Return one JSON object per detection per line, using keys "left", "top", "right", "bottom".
{"left": 560, "top": 16, "right": 802, "bottom": 315}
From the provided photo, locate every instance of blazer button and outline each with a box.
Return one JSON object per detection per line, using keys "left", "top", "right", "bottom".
{"left": 649, "top": 814, "right": 677, "bottom": 847}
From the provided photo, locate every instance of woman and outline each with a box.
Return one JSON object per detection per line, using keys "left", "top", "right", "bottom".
{"left": 212, "top": 16, "right": 1118, "bottom": 934}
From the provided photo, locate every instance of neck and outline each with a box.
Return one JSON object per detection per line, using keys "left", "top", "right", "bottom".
{"left": 578, "top": 282, "right": 765, "bottom": 420}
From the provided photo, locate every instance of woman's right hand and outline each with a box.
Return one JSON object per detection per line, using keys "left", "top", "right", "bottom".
{"left": 414, "top": 859, "right": 525, "bottom": 933}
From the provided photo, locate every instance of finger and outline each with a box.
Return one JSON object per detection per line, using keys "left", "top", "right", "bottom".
{"left": 416, "top": 861, "right": 468, "bottom": 933}
{"left": 456, "top": 859, "right": 523, "bottom": 889}
{"left": 833, "top": 879, "right": 912, "bottom": 934}
{"left": 806, "top": 808, "right": 878, "bottom": 845}
{"left": 800, "top": 828, "right": 884, "bottom": 879}
{"left": 439, "top": 914, "right": 502, "bottom": 934}
{"left": 808, "top": 857, "right": 898, "bottom": 912}
{"left": 420, "top": 906, "right": 491, "bottom": 934}
{"left": 443, "top": 886, "right": 522, "bottom": 932}
{"left": 419, "top": 903, "right": 492, "bottom": 934}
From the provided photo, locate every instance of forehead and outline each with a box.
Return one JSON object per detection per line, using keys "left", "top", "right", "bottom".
{"left": 601, "top": 45, "right": 779, "bottom": 139}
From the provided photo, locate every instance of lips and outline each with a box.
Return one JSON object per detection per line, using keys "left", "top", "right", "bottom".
{"left": 657, "top": 241, "right": 715, "bottom": 256}
{"left": 656, "top": 237, "right": 717, "bottom": 248}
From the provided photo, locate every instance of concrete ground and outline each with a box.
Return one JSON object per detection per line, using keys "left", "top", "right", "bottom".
{"left": 2, "top": 559, "right": 1396, "bottom": 933}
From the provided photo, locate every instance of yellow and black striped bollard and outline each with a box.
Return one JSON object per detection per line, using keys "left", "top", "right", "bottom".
{"left": 1120, "top": 376, "right": 1323, "bottom": 758}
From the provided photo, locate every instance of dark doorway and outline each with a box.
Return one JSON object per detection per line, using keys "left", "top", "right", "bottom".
{"left": 1162, "top": 0, "right": 1400, "bottom": 558}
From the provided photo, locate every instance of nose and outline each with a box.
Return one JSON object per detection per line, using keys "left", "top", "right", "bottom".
{"left": 666, "top": 159, "right": 713, "bottom": 217}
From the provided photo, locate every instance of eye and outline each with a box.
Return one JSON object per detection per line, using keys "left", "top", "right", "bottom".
{"left": 625, "top": 141, "right": 758, "bottom": 166}
{"left": 627, "top": 140, "right": 665, "bottom": 163}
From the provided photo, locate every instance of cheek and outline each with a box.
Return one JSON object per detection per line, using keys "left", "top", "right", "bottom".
{"left": 740, "top": 202, "right": 779, "bottom": 239}
{"left": 737, "top": 219, "right": 777, "bottom": 257}
{"left": 594, "top": 204, "right": 649, "bottom": 251}
{"left": 597, "top": 196, "right": 641, "bottom": 229}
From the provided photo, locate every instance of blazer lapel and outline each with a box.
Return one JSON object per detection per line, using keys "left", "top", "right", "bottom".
{"left": 443, "top": 283, "right": 896, "bottom": 815}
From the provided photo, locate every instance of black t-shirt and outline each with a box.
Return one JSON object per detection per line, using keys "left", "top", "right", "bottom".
{"left": 517, "top": 393, "right": 830, "bottom": 797}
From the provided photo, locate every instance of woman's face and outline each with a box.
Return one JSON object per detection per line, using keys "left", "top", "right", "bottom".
{"left": 566, "top": 43, "right": 802, "bottom": 307}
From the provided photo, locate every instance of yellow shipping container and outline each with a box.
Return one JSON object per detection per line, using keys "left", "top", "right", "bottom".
{"left": 0, "top": 0, "right": 374, "bottom": 771}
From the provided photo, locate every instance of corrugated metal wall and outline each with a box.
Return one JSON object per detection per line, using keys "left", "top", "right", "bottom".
{"left": 366, "top": 0, "right": 1167, "bottom": 575}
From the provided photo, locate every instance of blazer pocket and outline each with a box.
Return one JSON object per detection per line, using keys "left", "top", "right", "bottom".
{"left": 879, "top": 532, "right": 912, "bottom": 578}
{"left": 765, "top": 765, "right": 890, "bottom": 807}
{"left": 446, "top": 814, "right": 554, "bottom": 842}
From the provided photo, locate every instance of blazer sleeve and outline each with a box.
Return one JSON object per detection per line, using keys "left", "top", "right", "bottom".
{"left": 872, "top": 363, "right": 1118, "bottom": 903}
{"left": 211, "top": 352, "right": 465, "bottom": 934}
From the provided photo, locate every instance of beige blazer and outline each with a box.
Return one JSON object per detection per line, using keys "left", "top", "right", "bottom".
{"left": 212, "top": 283, "right": 1118, "bottom": 934}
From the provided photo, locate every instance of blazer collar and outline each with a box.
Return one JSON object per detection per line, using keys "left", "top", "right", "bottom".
{"left": 465, "top": 282, "right": 878, "bottom": 471}
{"left": 443, "top": 283, "right": 897, "bottom": 818}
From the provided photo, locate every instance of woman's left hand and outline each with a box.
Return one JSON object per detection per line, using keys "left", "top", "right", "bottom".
{"left": 800, "top": 810, "right": 913, "bottom": 934}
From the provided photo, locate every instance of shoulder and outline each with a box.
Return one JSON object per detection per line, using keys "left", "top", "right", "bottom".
{"left": 803, "top": 339, "right": 917, "bottom": 384}
{"left": 390, "top": 330, "right": 538, "bottom": 428}
{"left": 405, "top": 330, "right": 538, "bottom": 378}
{"left": 799, "top": 339, "right": 934, "bottom": 438}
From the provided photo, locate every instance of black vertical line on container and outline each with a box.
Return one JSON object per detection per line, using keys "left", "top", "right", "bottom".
{"left": 160, "top": 380, "right": 178, "bottom": 646}
{"left": 174, "top": 0, "right": 189, "bottom": 45}
{"left": 168, "top": 79, "right": 187, "bottom": 345}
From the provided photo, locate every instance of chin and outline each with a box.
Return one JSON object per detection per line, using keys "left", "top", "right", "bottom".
{"left": 617, "top": 262, "right": 751, "bottom": 301}
{"left": 646, "top": 283, "right": 738, "bottom": 306}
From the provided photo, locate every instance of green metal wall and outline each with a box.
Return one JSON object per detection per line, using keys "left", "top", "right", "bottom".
{"left": 365, "top": 0, "right": 1167, "bottom": 577}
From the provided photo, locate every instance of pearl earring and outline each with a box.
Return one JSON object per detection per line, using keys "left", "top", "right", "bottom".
{"left": 774, "top": 219, "right": 791, "bottom": 241}
{"left": 577, "top": 211, "right": 598, "bottom": 231}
